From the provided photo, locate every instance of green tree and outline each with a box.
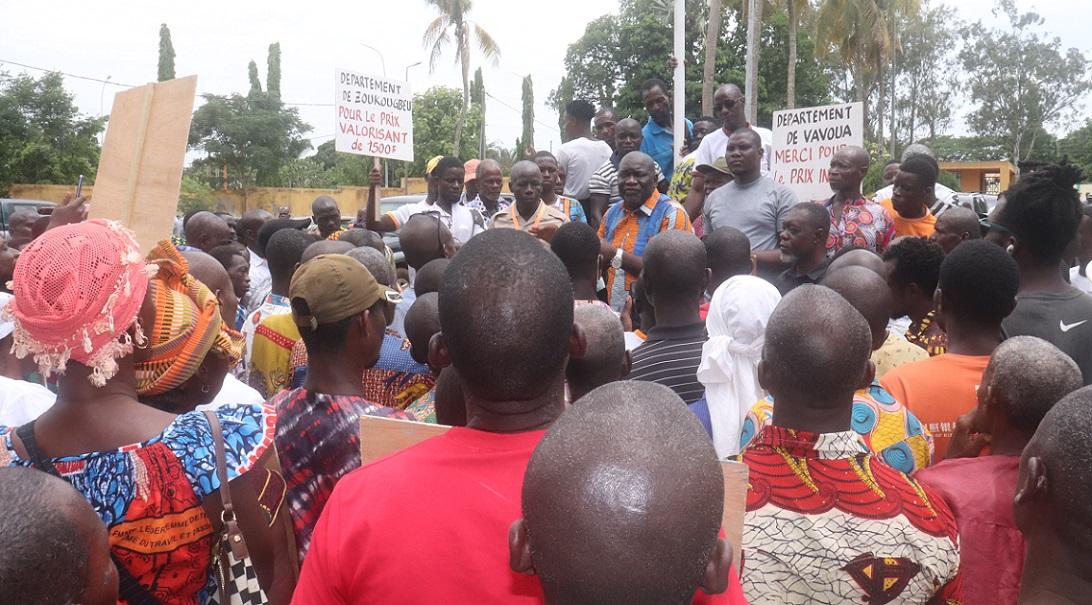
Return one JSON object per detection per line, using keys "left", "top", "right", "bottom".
{"left": 891, "top": 3, "right": 961, "bottom": 147}
{"left": 177, "top": 174, "right": 216, "bottom": 214}
{"left": 470, "top": 67, "right": 484, "bottom": 105}
{"left": 267, "top": 43, "right": 281, "bottom": 100}
{"left": 398, "top": 86, "right": 483, "bottom": 179}
{"left": 1058, "top": 121, "right": 1092, "bottom": 180}
{"left": 520, "top": 75, "right": 534, "bottom": 153}
{"left": 959, "top": 0, "right": 1092, "bottom": 163}
{"left": 422, "top": 0, "right": 500, "bottom": 153}
{"left": 247, "top": 60, "right": 262, "bottom": 96}
{"left": 188, "top": 57, "right": 311, "bottom": 190}
{"left": 0, "top": 72, "right": 104, "bottom": 194}
{"left": 158, "top": 24, "right": 176, "bottom": 82}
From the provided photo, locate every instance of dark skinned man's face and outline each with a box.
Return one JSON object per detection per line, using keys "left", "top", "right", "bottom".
{"left": 726, "top": 133, "right": 761, "bottom": 180}
{"left": 642, "top": 85, "right": 670, "bottom": 127}
{"left": 313, "top": 205, "right": 341, "bottom": 238}
{"left": 616, "top": 124, "right": 643, "bottom": 156}
{"left": 714, "top": 88, "right": 746, "bottom": 129}
{"left": 594, "top": 112, "right": 617, "bottom": 144}
{"left": 535, "top": 159, "right": 560, "bottom": 198}
{"left": 827, "top": 151, "right": 865, "bottom": 194}
{"left": 510, "top": 169, "right": 543, "bottom": 207}
{"left": 892, "top": 170, "right": 928, "bottom": 217}
{"left": 882, "top": 163, "right": 900, "bottom": 187}
{"left": 703, "top": 172, "right": 733, "bottom": 195}
{"left": 618, "top": 159, "right": 657, "bottom": 208}
{"left": 436, "top": 167, "right": 465, "bottom": 205}
{"left": 477, "top": 165, "right": 503, "bottom": 203}
{"left": 692, "top": 120, "right": 716, "bottom": 149}
{"left": 779, "top": 210, "right": 823, "bottom": 263}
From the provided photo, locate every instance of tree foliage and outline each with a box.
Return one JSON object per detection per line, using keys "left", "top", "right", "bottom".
{"left": 399, "top": 86, "right": 483, "bottom": 178}
{"left": 158, "top": 24, "right": 176, "bottom": 82}
{"left": 0, "top": 72, "right": 104, "bottom": 195}
{"left": 267, "top": 43, "right": 281, "bottom": 100}
{"left": 520, "top": 75, "right": 534, "bottom": 153}
{"left": 189, "top": 49, "right": 311, "bottom": 190}
{"left": 959, "top": 0, "right": 1092, "bottom": 163}
{"left": 889, "top": 3, "right": 961, "bottom": 149}
{"left": 1058, "top": 121, "right": 1092, "bottom": 181}
{"left": 550, "top": 0, "right": 831, "bottom": 128}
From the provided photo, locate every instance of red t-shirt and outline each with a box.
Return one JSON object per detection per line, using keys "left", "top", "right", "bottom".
{"left": 292, "top": 426, "right": 747, "bottom": 604}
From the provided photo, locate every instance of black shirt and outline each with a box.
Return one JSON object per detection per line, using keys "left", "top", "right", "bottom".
{"left": 775, "top": 257, "right": 831, "bottom": 295}
{"left": 628, "top": 322, "right": 708, "bottom": 403}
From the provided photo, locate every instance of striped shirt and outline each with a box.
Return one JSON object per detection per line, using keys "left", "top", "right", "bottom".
{"left": 597, "top": 193, "right": 693, "bottom": 310}
{"left": 587, "top": 155, "right": 666, "bottom": 199}
{"left": 628, "top": 322, "right": 708, "bottom": 403}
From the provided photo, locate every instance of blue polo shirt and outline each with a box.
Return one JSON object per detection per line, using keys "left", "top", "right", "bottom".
{"left": 641, "top": 117, "right": 693, "bottom": 182}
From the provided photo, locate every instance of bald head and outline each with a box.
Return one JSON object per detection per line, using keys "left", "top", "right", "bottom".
{"left": 642, "top": 231, "right": 708, "bottom": 310}
{"left": 762, "top": 285, "right": 873, "bottom": 412}
{"left": 511, "top": 160, "right": 540, "bottom": 182}
{"left": 346, "top": 246, "right": 392, "bottom": 286}
{"left": 238, "top": 209, "right": 273, "bottom": 252}
{"left": 705, "top": 227, "right": 753, "bottom": 295}
{"left": 182, "top": 250, "right": 236, "bottom": 325}
{"left": 986, "top": 336, "right": 1082, "bottom": 434}
{"left": 713, "top": 84, "right": 746, "bottom": 130}
{"left": 567, "top": 304, "right": 628, "bottom": 402}
{"left": 515, "top": 381, "right": 725, "bottom": 605}
{"left": 821, "top": 267, "right": 892, "bottom": 352}
{"left": 301, "top": 240, "right": 354, "bottom": 263}
{"left": 837, "top": 146, "right": 870, "bottom": 171}
{"left": 414, "top": 258, "right": 450, "bottom": 296}
{"left": 827, "top": 248, "right": 886, "bottom": 276}
{"left": 618, "top": 151, "right": 660, "bottom": 208}
{"left": 1016, "top": 385, "right": 1092, "bottom": 559}
{"left": 311, "top": 196, "right": 342, "bottom": 238}
{"left": 933, "top": 207, "right": 982, "bottom": 254}
{"left": 184, "top": 211, "right": 235, "bottom": 253}
{"left": 405, "top": 292, "right": 440, "bottom": 366}
{"left": 0, "top": 467, "right": 117, "bottom": 605}
{"left": 399, "top": 213, "right": 452, "bottom": 270}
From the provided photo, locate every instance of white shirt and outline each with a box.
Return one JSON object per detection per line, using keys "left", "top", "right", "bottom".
{"left": 386, "top": 200, "right": 486, "bottom": 245}
{"left": 693, "top": 125, "right": 773, "bottom": 175}
{"left": 1071, "top": 263, "right": 1092, "bottom": 295}
{"left": 0, "top": 376, "right": 55, "bottom": 426}
{"left": 390, "top": 285, "right": 416, "bottom": 339}
{"left": 557, "top": 137, "right": 613, "bottom": 200}
{"left": 246, "top": 248, "right": 272, "bottom": 314}
{"left": 199, "top": 373, "right": 265, "bottom": 411}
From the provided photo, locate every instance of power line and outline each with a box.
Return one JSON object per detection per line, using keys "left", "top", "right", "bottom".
{"left": 0, "top": 58, "right": 134, "bottom": 87}
{"left": 485, "top": 91, "right": 558, "bottom": 132}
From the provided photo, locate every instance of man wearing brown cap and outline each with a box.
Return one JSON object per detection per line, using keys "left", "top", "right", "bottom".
{"left": 269, "top": 254, "right": 407, "bottom": 561}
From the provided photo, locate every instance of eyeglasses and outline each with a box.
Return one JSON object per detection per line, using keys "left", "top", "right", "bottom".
{"left": 715, "top": 98, "right": 744, "bottom": 110}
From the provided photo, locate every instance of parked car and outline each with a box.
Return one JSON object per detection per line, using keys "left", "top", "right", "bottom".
{"left": 951, "top": 192, "right": 999, "bottom": 217}
{"left": 0, "top": 198, "right": 56, "bottom": 239}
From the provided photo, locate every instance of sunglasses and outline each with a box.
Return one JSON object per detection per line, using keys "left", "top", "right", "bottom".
{"left": 715, "top": 98, "right": 744, "bottom": 110}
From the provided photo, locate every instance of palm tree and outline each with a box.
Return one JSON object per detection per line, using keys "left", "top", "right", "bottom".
{"left": 785, "top": 0, "right": 811, "bottom": 108}
{"left": 422, "top": 0, "right": 500, "bottom": 154}
{"left": 702, "top": 0, "right": 724, "bottom": 115}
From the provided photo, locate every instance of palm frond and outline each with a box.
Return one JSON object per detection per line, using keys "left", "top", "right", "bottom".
{"left": 423, "top": 15, "right": 448, "bottom": 50}
{"left": 472, "top": 22, "right": 501, "bottom": 65}
{"left": 428, "top": 30, "right": 452, "bottom": 72}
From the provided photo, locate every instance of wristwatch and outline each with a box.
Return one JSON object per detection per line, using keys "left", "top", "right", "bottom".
{"left": 610, "top": 247, "right": 624, "bottom": 270}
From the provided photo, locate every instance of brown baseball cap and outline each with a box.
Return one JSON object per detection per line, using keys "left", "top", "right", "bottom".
{"left": 289, "top": 254, "right": 401, "bottom": 331}
{"left": 695, "top": 157, "right": 733, "bottom": 177}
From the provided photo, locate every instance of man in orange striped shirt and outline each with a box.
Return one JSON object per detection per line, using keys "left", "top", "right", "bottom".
{"left": 598, "top": 152, "right": 692, "bottom": 311}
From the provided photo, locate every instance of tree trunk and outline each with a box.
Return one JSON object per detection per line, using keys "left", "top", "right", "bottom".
{"left": 453, "top": 32, "right": 469, "bottom": 154}
{"left": 702, "top": 0, "right": 723, "bottom": 115}
{"left": 744, "top": 0, "right": 762, "bottom": 124}
{"left": 786, "top": 0, "right": 797, "bottom": 109}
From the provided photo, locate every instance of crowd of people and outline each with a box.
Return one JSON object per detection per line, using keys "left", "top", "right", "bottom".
{"left": 0, "top": 77, "right": 1091, "bottom": 605}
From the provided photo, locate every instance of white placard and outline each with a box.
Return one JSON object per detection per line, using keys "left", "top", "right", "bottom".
{"left": 335, "top": 69, "right": 414, "bottom": 162}
{"left": 771, "top": 102, "right": 863, "bottom": 202}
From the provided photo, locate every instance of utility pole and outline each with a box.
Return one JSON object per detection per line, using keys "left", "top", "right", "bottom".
{"left": 673, "top": 0, "right": 685, "bottom": 167}
{"left": 744, "top": 0, "right": 760, "bottom": 125}
{"left": 889, "top": 15, "right": 898, "bottom": 158}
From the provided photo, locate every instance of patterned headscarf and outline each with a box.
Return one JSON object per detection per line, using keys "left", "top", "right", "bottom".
{"left": 3, "top": 220, "right": 157, "bottom": 386}
{"left": 135, "top": 241, "right": 243, "bottom": 396}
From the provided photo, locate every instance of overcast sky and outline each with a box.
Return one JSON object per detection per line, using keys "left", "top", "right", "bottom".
{"left": 2, "top": 0, "right": 1089, "bottom": 161}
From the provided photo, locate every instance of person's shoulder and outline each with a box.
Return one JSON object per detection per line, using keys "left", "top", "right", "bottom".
{"left": 543, "top": 204, "right": 570, "bottom": 222}
{"left": 341, "top": 429, "right": 454, "bottom": 484}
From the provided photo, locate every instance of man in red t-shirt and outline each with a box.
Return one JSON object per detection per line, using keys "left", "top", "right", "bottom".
{"left": 292, "top": 229, "right": 582, "bottom": 603}
{"left": 510, "top": 381, "right": 747, "bottom": 604}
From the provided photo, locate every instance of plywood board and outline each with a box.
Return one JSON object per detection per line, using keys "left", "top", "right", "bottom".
{"left": 90, "top": 76, "right": 197, "bottom": 254}
{"left": 360, "top": 415, "right": 450, "bottom": 464}
{"left": 720, "top": 460, "right": 749, "bottom": 574}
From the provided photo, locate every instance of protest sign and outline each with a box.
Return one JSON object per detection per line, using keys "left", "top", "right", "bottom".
{"left": 771, "top": 102, "right": 863, "bottom": 202}
{"left": 335, "top": 69, "right": 414, "bottom": 162}
{"left": 90, "top": 75, "right": 197, "bottom": 254}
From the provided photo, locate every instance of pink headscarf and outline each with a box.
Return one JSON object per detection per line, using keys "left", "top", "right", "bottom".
{"left": 3, "top": 220, "right": 157, "bottom": 386}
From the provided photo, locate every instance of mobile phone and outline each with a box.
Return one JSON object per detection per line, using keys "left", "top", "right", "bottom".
{"left": 75, "top": 174, "right": 84, "bottom": 198}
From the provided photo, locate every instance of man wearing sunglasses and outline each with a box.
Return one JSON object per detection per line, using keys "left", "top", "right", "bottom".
{"left": 683, "top": 84, "right": 773, "bottom": 221}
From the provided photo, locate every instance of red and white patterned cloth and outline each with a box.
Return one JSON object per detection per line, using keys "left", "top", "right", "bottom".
{"left": 739, "top": 425, "right": 962, "bottom": 604}
{"left": 824, "top": 195, "right": 897, "bottom": 256}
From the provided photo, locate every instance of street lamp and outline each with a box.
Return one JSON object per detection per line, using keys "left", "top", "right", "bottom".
{"left": 404, "top": 61, "right": 422, "bottom": 83}
{"left": 100, "top": 75, "right": 112, "bottom": 117}
{"left": 359, "top": 43, "right": 387, "bottom": 76}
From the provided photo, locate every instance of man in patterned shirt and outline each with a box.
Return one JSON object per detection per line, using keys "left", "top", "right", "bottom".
{"left": 739, "top": 285, "right": 962, "bottom": 604}
{"left": 271, "top": 253, "right": 406, "bottom": 560}
{"left": 825, "top": 146, "right": 895, "bottom": 255}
